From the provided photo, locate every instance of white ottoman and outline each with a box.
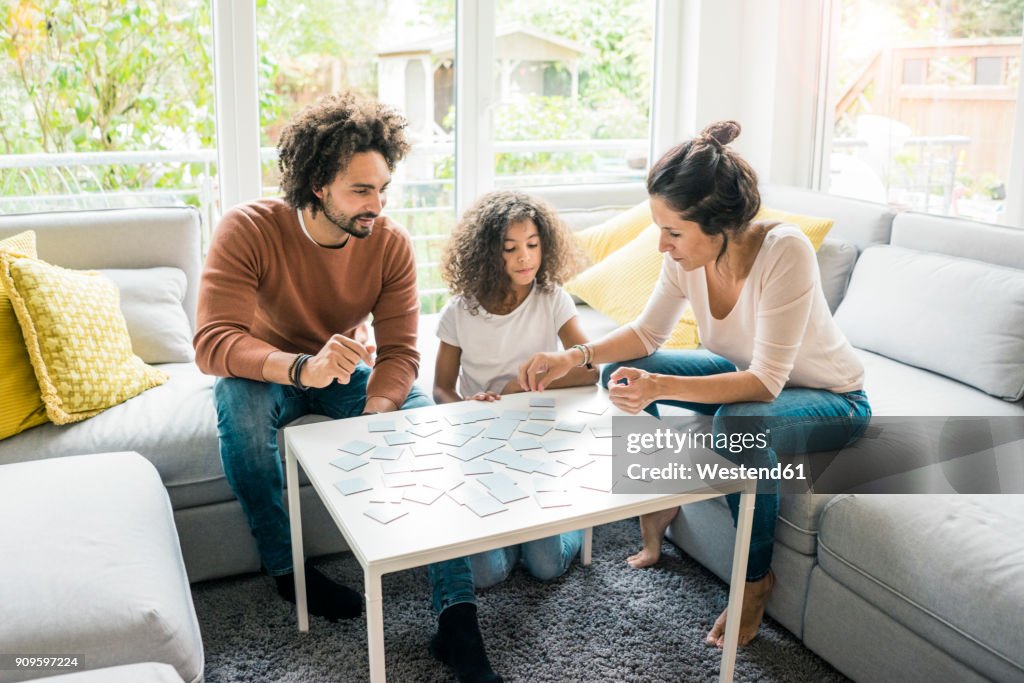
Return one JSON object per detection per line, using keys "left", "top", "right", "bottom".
{"left": 0, "top": 452, "right": 203, "bottom": 683}
{"left": 29, "top": 663, "right": 184, "bottom": 682}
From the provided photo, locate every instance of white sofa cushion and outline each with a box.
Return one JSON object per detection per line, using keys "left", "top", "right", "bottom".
{"left": 815, "top": 237, "right": 858, "bottom": 313}
{"left": 836, "top": 246, "right": 1024, "bottom": 401}
{"left": 0, "top": 453, "right": 203, "bottom": 683}
{"left": 102, "top": 268, "right": 194, "bottom": 364}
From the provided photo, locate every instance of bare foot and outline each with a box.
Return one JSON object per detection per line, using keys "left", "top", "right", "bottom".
{"left": 626, "top": 507, "right": 680, "bottom": 568}
{"left": 705, "top": 570, "right": 775, "bottom": 648}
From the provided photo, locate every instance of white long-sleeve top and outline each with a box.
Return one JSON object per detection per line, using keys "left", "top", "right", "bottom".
{"left": 628, "top": 225, "right": 864, "bottom": 397}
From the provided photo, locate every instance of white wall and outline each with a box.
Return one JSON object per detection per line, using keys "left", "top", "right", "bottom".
{"left": 652, "top": 0, "right": 824, "bottom": 189}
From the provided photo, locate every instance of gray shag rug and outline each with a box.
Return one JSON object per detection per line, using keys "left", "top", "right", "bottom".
{"left": 192, "top": 519, "right": 850, "bottom": 682}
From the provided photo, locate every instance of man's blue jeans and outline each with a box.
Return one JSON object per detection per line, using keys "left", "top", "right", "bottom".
{"left": 214, "top": 364, "right": 432, "bottom": 576}
{"left": 602, "top": 350, "right": 871, "bottom": 581}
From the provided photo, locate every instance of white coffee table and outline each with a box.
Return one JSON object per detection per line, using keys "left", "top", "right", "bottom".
{"left": 285, "top": 386, "right": 755, "bottom": 682}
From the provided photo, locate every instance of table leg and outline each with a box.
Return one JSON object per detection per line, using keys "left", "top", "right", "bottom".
{"left": 582, "top": 527, "right": 593, "bottom": 566}
{"left": 365, "top": 567, "right": 386, "bottom": 683}
{"left": 285, "top": 443, "right": 308, "bottom": 632}
{"left": 720, "top": 486, "right": 755, "bottom": 683}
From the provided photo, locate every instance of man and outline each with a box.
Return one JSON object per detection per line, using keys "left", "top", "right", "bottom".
{"left": 195, "top": 92, "right": 501, "bottom": 683}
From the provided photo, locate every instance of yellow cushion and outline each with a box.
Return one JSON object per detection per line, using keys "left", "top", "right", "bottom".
{"left": 0, "top": 254, "right": 167, "bottom": 425}
{"left": 573, "top": 200, "right": 653, "bottom": 264}
{"left": 567, "top": 225, "right": 701, "bottom": 350}
{"left": 566, "top": 209, "right": 834, "bottom": 351}
{"left": 755, "top": 207, "right": 834, "bottom": 250}
{"left": 0, "top": 231, "right": 49, "bottom": 439}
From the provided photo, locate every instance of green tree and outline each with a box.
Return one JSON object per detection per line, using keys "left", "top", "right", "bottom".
{"left": 1, "top": 0, "right": 214, "bottom": 155}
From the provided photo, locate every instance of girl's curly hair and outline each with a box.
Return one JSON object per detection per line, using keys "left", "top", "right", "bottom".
{"left": 277, "top": 92, "right": 410, "bottom": 215}
{"left": 441, "top": 190, "right": 582, "bottom": 315}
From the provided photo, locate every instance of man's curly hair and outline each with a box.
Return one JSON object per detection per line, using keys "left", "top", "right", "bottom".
{"left": 277, "top": 92, "right": 410, "bottom": 215}
{"left": 441, "top": 190, "right": 582, "bottom": 315}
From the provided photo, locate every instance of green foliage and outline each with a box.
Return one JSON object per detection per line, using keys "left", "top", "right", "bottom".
{"left": 0, "top": 0, "right": 214, "bottom": 199}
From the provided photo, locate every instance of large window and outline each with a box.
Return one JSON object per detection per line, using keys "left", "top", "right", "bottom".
{"left": 0, "top": 0, "right": 216, "bottom": 225}
{"left": 824, "top": 0, "right": 1022, "bottom": 223}
{"left": 490, "top": 0, "right": 655, "bottom": 187}
{"left": 0, "top": 1, "right": 678, "bottom": 312}
{"left": 256, "top": 0, "right": 456, "bottom": 313}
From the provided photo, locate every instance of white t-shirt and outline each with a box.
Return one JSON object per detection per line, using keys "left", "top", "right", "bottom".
{"left": 437, "top": 286, "right": 577, "bottom": 396}
{"left": 629, "top": 225, "right": 864, "bottom": 396}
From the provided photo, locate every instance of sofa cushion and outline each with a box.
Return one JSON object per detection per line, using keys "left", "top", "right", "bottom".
{"left": 0, "top": 452, "right": 204, "bottom": 683}
{"left": 572, "top": 200, "right": 652, "bottom": 263}
{"left": 0, "top": 255, "right": 168, "bottom": 424}
{"left": 890, "top": 211, "right": 1024, "bottom": 271}
{"left": 814, "top": 238, "right": 857, "bottom": 313}
{"left": 760, "top": 184, "right": 895, "bottom": 251}
{"left": 0, "top": 230, "right": 49, "bottom": 440}
{"left": 858, "top": 349, "right": 1024, "bottom": 417}
{"left": 817, "top": 495, "right": 1024, "bottom": 682}
{"left": 0, "top": 363, "right": 227, "bottom": 510}
{"left": 31, "top": 663, "right": 185, "bottom": 683}
{"left": 756, "top": 206, "right": 833, "bottom": 250}
{"left": 102, "top": 268, "right": 194, "bottom": 364}
{"left": 567, "top": 226, "right": 701, "bottom": 350}
{"left": 836, "top": 246, "right": 1024, "bottom": 401}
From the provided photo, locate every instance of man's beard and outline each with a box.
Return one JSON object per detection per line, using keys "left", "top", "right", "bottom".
{"left": 321, "top": 195, "right": 376, "bottom": 240}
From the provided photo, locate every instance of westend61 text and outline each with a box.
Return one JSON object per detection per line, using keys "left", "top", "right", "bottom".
{"left": 625, "top": 428, "right": 769, "bottom": 455}
{"left": 626, "top": 462, "right": 806, "bottom": 481}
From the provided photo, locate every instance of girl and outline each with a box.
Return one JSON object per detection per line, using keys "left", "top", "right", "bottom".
{"left": 426, "top": 190, "right": 598, "bottom": 682}
{"left": 434, "top": 189, "right": 599, "bottom": 403}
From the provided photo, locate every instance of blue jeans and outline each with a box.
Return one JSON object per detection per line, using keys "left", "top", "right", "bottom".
{"left": 602, "top": 350, "right": 871, "bottom": 581}
{"left": 214, "top": 363, "right": 431, "bottom": 575}
{"left": 427, "top": 530, "right": 584, "bottom": 613}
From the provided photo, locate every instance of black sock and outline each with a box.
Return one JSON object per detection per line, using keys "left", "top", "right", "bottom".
{"left": 430, "top": 603, "right": 503, "bottom": 683}
{"left": 274, "top": 561, "right": 362, "bottom": 621}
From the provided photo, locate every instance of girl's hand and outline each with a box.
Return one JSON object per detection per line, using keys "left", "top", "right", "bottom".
{"left": 469, "top": 391, "right": 501, "bottom": 402}
{"left": 608, "top": 367, "right": 657, "bottom": 414}
{"left": 518, "top": 351, "right": 575, "bottom": 392}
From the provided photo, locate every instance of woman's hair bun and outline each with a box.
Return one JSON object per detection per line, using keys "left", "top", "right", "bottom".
{"left": 700, "top": 120, "right": 741, "bottom": 146}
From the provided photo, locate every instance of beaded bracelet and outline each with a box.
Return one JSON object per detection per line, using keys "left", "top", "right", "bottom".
{"left": 292, "top": 354, "right": 312, "bottom": 391}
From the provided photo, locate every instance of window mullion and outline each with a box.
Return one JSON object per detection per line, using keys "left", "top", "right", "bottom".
{"left": 455, "top": 0, "right": 496, "bottom": 214}
{"left": 212, "top": 0, "right": 262, "bottom": 212}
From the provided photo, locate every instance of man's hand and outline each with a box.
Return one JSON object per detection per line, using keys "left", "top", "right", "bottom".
{"left": 517, "top": 351, "right": 575, "bottom": 392}
{"left": 607, "top": 367, "right": 657, "bottom": 414}
{"left": 300, "top": 334, "right": 376, "bottom": 389}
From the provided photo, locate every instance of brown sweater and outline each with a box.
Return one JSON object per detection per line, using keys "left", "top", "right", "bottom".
{"left": 194, "top": 199, "right": 419, "bottom": 407}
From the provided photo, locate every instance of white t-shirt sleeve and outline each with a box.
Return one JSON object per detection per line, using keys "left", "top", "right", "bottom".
{"left": 552, "top": 287, "right": 577, "bottom": 334}
{"left": 436, "top": 298, "right": 461, "bottom": 348}
{"left": 748, "top": 234, "right": 817, "bottom": 396}
{"left": 629, "top": 253, "right": 690, "bottom": 354}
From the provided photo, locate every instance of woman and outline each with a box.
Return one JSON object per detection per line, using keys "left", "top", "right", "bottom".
{"left": 517, "top": 120, "right": 871, "bottom": 647}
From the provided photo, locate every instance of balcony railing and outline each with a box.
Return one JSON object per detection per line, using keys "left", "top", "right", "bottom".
{"left": 1, "top": 138, "right": 646, "bottom": 311}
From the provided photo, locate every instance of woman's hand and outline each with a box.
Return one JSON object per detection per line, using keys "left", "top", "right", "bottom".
{"left": 469, "top": 391, "right": 501, "bottom": 402}
{"left": 518, "top": 350, "right": 576, "bottom": 392}
{"left": 607, "top": 366, "right": 658, "bottom": 414}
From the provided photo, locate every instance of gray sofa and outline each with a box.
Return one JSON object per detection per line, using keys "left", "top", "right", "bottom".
{"left": 1, "top": 184, "right": 1022, "bottom": 682}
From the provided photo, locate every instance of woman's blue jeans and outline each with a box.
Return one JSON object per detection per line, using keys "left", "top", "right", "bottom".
{"left": 602, "top": 350, "right": 871, "bottom": 581}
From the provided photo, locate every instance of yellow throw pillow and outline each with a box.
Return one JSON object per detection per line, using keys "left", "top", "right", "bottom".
{"left": 567, "top": 210, "right": 834, "bottom": 351}
{"left": 568, "top": 225, "right": 700, "bottom": 350}
{"left": 1, "top": 231, "right": 49, "bottom": 439}
{"left": 572, "top": 200, "right": 653, "bottom": 264}
{"left": 0, "top": 254, "right": 167, "bottom": 425}
{"left": 755, "top": 207, "right": 834, "bottom": 250}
